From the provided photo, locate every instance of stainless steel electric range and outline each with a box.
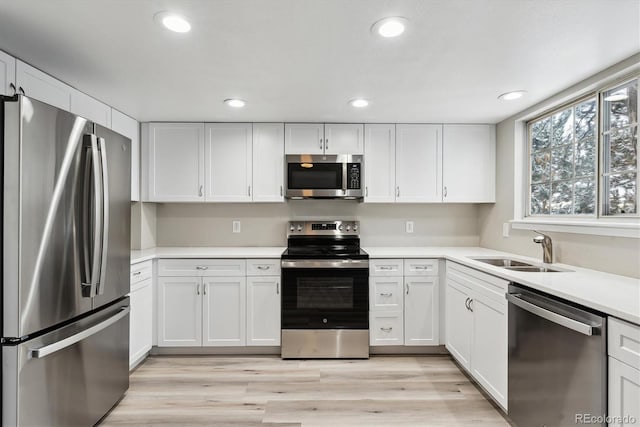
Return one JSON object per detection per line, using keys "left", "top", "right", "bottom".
{"left": 280, "top": 220, "right": 369, "bottom": 359}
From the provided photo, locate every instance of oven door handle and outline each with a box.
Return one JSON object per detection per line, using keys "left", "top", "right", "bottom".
{"left": 281, "top": 259, "right": 369, "bottom": 269}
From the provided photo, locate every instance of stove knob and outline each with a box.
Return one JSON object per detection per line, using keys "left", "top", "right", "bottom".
{"left": 297, "top": 225, "right": 303, "bottom": 232}
{"left": 346, "top": 225, "right": 351, "bottom": 232}
{"left": 353, "top": 224, "right": 358, "bottom": 232}
{"left": 338, "top": 224, "right": 343, "bottom": 231}
{"left": 289, "top": 225, "right": 295, "bottom": 232}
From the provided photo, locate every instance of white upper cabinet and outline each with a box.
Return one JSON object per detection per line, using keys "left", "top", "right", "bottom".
{"left": 364, "top": 124, "right": 396, "bottom": 203}
{"left": 0, "top": 51, "right": 16, "bottom": 96}
{"left": 205, "top": 123, "right": 253, "bottom": 202}
{"left": 395, "top": 124, "right": 442, "bottom": 203}
{"left": 145, "top": 122, "right": 205, "bottom": 202}
{"left": 285, "top": 123, "right": 363, "bottom": 154}
{"left": 70, "top": 89, "right": 111, "bottom": 128}
{"left": 252, "top": 123, "right": 285, "bottom": 202}
{"left": 324, "top": 123, "right": 364, "bottom": 154}
{"left": 285, "top": 123, "right": 324, "bottom": 154}
{"left": 111, "top": 110, "right": 140, "bottom": 201}
{"left": 16, "top": 60, "right": 72, "bottom": 111}
{"left": 442, "top": 124, "right": 495, "bottom": 202}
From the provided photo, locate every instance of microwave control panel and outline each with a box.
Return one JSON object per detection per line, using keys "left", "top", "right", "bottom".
{"left": 347, "top": 163, "right": 361, "bottom": 189}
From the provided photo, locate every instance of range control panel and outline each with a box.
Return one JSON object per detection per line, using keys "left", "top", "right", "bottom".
{"left": 287, "top": 221, "right": 360, "bottom": 236}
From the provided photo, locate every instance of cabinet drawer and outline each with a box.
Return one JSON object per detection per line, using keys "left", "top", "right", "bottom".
{"left": 447, "top": 262, "right": 507, "bottom": 304}
{"left": 370, "top": 259, "right": 404, "bottom": 276}
{"left": 370, "top": 277, "right": 404, "bottom": 311}
{"left": 247, "top": 259, "right": 281, "bottom": 276}
{"left": 158, "top": 259, "right": 246, "bottom": 277}
{"left": 131, "top": 260, "right": 152, "bottom": 285}
{"left": 370, "top": 311, "right": 404, "bottom": 346}
{"left": 609, "top": 317, "right": 640, "bottom": 369}
{"left": 404, "top": 259, "right": 438, "bottom": 276}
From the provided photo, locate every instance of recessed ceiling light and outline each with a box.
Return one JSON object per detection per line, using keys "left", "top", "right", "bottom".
{"left": 371, "top": 17, "right": 408, "bottom": 38}
{"left": 498, "top": 90, "right": 527, "bottom": 101}
{"left": 224, "top": 98, "right": 246, "bottom": 108}
{"left": 604, "top": 90, "right": 628, "bottom": 102}
{"left": 349, "top": 98, "right": 369, "bottom": 108}
{"left": 154, "top": 11, "right": 191, "bottom": 33}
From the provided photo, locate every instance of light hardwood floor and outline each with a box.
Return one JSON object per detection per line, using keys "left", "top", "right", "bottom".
{"left": 100, "top": 355, "right": 509, "bottom": 426}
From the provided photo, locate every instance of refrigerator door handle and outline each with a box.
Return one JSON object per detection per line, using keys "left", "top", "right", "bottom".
{"left": 96, "top": 137, "right": 109, "bottom": 296}
{"left": 28, "top": 306, "right": 130, "bottom": 359}
{"left": 81, "top": 134, "right": 104, "bottom": 298}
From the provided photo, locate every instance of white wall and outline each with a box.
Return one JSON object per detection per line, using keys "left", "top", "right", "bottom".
{"left": 130, "top": 202, "right": 157, "bottom": 250}
{"left": 154, "top": 202, "right": 480, "bottom": 247}
{"left": 478, "top": 55, "right": 640, "bottom": 279}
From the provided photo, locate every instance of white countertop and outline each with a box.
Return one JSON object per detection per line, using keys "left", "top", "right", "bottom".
{"left": 131, "top": 245, "right": 640, "bottom": 325}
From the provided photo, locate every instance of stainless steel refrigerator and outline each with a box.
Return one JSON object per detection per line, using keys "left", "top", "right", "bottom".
{"left": 1, "top": 94, "right": 131, "bottom": 426}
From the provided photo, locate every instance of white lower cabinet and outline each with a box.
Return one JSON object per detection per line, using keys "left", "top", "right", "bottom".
{"left": 156, "top": 258, "right": 280, "bottom": 348}
{"left": 157, "top": 276, "right": 203, "bottom": 347}
{"left": 445, "top": 262, "right": 508, "bottom": 409}
{"left": 130, "top": 261, "right": 153, "bottom": 369}
{"left": 369, "top": 259, "right": 439, "bottom": 347}
{"left": 608, "top": 317, "right": 640, "bottom": 426}
{"left": 203, "top": 277, "right": 246, "bottom": 346}
{"left": 246, "top": 276, "right": 281, "bottom": 346}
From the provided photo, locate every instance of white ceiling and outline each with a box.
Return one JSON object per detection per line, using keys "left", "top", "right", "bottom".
{"left": 0, "top": 0, "right": 638, "bottom": 123}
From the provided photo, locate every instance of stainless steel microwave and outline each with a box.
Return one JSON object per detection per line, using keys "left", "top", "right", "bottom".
{"left": 285, "top": 154, "right": 363, "bottom": 199}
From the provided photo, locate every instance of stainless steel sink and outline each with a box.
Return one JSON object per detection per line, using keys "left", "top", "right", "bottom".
{"left": 471, "top": 258, "right": 534, "bottom": 267}
{"left": 469, "top": 257, "right": 572, "bottom": 273}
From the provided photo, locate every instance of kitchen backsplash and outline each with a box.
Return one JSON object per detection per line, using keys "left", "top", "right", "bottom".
{"left": 135, "top": 201, "right": 480, "bottom": 248}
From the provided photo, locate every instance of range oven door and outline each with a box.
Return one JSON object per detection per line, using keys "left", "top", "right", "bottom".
{"left": 281, "top": 260, "right": 368, "bottom": 330}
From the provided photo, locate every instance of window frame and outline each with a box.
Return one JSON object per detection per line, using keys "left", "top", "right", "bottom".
{"left": 511, "top": 68, "right": 640, "bottom": 239}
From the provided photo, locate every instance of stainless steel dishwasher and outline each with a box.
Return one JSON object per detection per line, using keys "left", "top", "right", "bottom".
{"left": 506, "top": 283, "right": 606, "bottom": 427}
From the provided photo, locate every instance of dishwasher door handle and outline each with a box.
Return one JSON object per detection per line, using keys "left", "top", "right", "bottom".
{"left": 506, "top": 293, "right": 595, "bottom": 336}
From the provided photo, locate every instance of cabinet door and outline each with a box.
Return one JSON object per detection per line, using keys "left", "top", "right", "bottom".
{"left": 370, "top": 277, "right": 404, "bottom": 311}
{"left": 445, "top": 277, "right": 472, "bottom": 369}
{"left": 404, "top": 277, "right": 439, "bottom": 346}
{"left": 395, "top": 124, "right": 442, "bottom": 202}
{"left": 364, "top": 124, "right": 396, "bottom": 202}
{"left": 470, "top": 293, "right": 507, "bottom": 409}
{"left": 0, "top": 50, "right": 16, "bottom": 96}
{"left": 147, "top": 123, "right": 204, "bottom": 202}
{"left": 205, "top": 123, "right": 252, "bottom": 202}
{"left": 157, "top": 277, "right": 202, "bottom": 346}
{"left": 111, "top": 110, "right": 140, "bottom": 201}
{"left": 252, "top": 123, "right": 285, "bottom": 202}
{"left": 246, "top": 276, "right": 281, "bottom": 346}
{"left": 442, "top": 124, "right": 495, "bottom": 202}
{"left": 70, "top": 89, "right": 111, "bottom": 128}
{"left": 202, "top": 277, "right": 246, "bottom": 346}
{"left": 324, "top": 123, "right": 364, "bottom": 154}
{"left": 129, "top": 279, "right": 153, "bottom": 369}
{"left": 284, "top": 123, "right": 324, "bottom": 154}
{"left": 609, "top": 357, "right": 640, "bottom": 427}
{"left": 16, "top": 60, "right": 72, "bottom": 111}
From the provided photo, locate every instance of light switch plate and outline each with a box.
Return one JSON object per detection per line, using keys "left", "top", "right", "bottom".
{"left": 232, "top": 220, "right": 241, "bottom": 233}
{"left": 406, "top": 221, "right": 414, "bottom": 233}
{"left": 503, "top": 222, "right": 510, "bottom": 237}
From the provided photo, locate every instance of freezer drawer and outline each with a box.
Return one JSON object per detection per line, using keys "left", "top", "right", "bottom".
{"left": 2, "top": 298, "right": 130, "bottom": 426}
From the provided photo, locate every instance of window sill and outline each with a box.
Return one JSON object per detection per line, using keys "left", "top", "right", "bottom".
{"left": 510, "top": 219, "right": 640, "bottom": 238}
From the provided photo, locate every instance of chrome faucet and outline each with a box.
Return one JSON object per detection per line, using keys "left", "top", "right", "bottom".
{"left": 533, "top": 231, "right": 553, "bottom": 264}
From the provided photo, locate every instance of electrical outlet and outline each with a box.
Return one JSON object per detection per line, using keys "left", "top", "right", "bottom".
{"left": 503, "top": 222, "right": 510, "bottom": 238}
{"left": 232, "top": 220, "right": 241, "bottom": 233}
{"left": 406, "top": 221, "right": 414, "bottom": 233}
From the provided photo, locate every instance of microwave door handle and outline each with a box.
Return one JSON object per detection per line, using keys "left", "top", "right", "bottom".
{"left": 342, "top": 162, "right": 348, "bottom": 193}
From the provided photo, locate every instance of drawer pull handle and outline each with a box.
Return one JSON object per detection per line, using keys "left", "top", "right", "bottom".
{"left": 196, "top": 266, "right": 209, "bottom": 270}
{"left": 257, "top": 266, "right": 270, "bottom": 270}
{"left": 379, "top": 266, "right": 393, "bottom": 270}
{"left": 132, "top": 271, "right": 142, "bottom": 276}
{"left": 380, "top": 327, "right": 393, "bottom": 332}
{"left": 414, "top": 266, "right": 428, "bottom": 270}
{"left": 379, "top": 292, "right": 393, "bottom": 297}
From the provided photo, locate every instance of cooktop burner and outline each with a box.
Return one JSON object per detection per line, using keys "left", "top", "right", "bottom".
{"left": 282, "top": 221, "right": 368, "bottom": 260}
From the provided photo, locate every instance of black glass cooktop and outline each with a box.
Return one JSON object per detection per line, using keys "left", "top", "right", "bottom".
{"left": 282, "top": 236, "right": 369, "bottom": 260}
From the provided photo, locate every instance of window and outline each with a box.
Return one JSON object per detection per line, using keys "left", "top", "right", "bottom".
{"left": 527, "top": 76, "right": 638, "bottom": 218}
